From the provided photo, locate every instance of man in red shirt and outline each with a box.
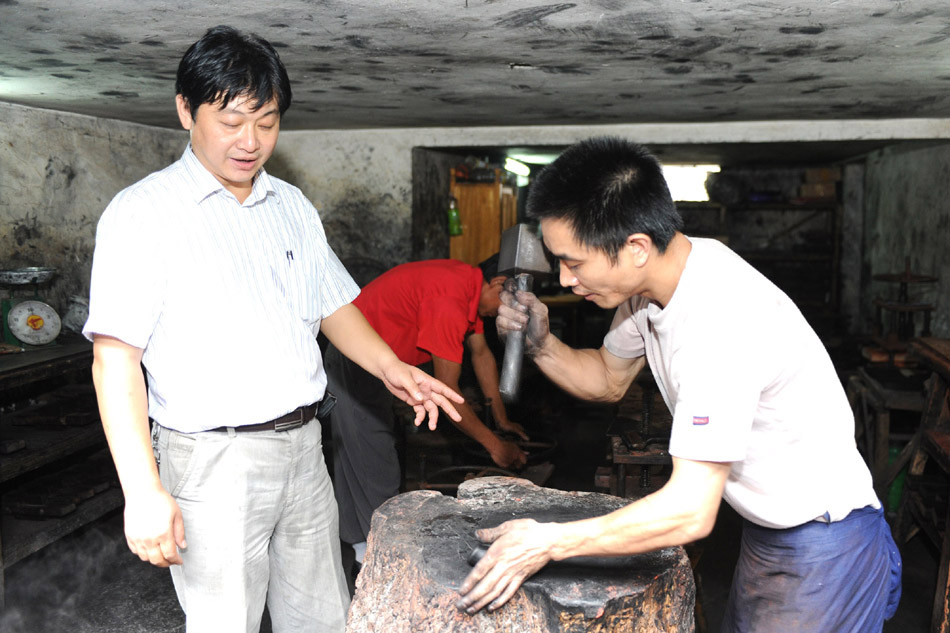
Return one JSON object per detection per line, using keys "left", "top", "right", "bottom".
{"left": 325, "top": 256, "right": 528, "bottom": 571}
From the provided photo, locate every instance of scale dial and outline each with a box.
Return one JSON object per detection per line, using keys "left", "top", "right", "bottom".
{"left": 7, "top": 300, "right": 61, "bottom": 345}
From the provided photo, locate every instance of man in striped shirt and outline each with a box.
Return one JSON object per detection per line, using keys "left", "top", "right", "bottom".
{"left": 84, "top": 25, "right": 462, "bottom": 633}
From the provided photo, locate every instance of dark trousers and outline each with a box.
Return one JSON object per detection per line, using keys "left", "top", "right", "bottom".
{"left": 324, "top": 344, "right": 401, "bottom": 544}
{"left": 721, "top": 505, "right": 901, "bottom": 633}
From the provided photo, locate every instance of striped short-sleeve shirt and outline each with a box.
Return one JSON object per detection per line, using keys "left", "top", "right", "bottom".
{"left": 84, "top": 146, "right": 360, "bottom": 432}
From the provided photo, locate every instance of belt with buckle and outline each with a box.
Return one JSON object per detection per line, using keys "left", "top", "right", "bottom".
{"left": 210, "top": 402, "right": 319, "bottom": 433}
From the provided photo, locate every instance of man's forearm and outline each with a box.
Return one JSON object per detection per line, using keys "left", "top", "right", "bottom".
{"left": 531, "top": 335, "right": 639, "bottom": 403}
{"left": 467, "top": 337, "right": 509, "bottom": 424}
{"left": 322, "top": 303, "right": 401, "bottom": 379}
{"left": 522, "top": 458, "right": 728, "bottom": 560}
{"left": 450, "top": 400, "right": 504, "bottom": 452}
{"left": 92, "top": 339, "right": 161, "bottom": 498}
{"left": 92, "top": 335, "right": 187, "bottom": 567}
{"left": 457, "top": 457, "right": 729, "bottom": 614}
{"left": 551, "top": 483, "right": 715, "bottom": 560}
{"left": 325, "top": 305, "right": 464, "bottom": 428}
{"left": 431, "top": 354, "right": 500, "bottom": 451}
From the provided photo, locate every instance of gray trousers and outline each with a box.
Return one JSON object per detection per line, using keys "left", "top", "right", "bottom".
{"left": 155, "top": 420, "right": 350, "bottom": 633}
{"left": 324, "top": 344, "right": 401, "bottom": 545}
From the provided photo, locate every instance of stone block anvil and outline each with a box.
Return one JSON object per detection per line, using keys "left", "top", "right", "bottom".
{"left": 345, "top": 477, "right": 695, "bottom": 632}
{"left": 497, "top": 224, "right": 552, "bottom": 403}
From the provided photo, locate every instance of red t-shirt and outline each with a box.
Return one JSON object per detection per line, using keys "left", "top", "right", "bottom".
{"left": 353, "top": 260, "right": 485, "bottom": 366}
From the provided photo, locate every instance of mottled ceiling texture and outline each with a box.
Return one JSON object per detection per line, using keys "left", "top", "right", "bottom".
{"left": 1, "top": 0, "right": 949, "bottom": 131}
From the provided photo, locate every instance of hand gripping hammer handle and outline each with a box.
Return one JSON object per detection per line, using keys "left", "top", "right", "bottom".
{"left": 499, "top": 273, "right": 533, "bottom": 403}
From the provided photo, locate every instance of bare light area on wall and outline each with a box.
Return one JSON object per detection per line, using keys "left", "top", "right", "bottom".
{"left": 663, "top": 164, "right": 722, "bottom": 202}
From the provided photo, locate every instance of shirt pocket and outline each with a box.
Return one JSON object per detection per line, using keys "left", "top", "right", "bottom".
{"left": 272, "top": 243, "right": 321, "bottom": 325}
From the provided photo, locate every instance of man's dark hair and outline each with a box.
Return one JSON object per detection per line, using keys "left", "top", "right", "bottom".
{"left": 176, "top": 25, "right": 292, "bottom": 119}
{"left": 477, "top": 253, "right": 499, "bottom": 282}
{"left": 526, "top": 137, "right": 683, "bottom": 260}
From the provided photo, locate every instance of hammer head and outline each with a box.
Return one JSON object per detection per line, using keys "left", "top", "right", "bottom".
{"left": 497, "top": 224, "right": 552, "bottom": 278}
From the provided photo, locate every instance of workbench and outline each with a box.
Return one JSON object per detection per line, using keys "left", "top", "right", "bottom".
{"left": 894, "top": 337, "right": 950, "bottom": 633}
{"left": 0, "top": 340, "right": 120, "bottom": 607}
{"left": 847, "top": 364, "right": 928, "bottom": 499}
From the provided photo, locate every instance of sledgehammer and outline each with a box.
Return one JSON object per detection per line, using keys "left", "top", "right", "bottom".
{"left": 497, "top": 224, "right": 552, "bottom": 403}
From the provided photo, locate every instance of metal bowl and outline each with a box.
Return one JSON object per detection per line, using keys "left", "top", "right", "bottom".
{"left": 0, "top": 267, "right": 57, "bottom": 285}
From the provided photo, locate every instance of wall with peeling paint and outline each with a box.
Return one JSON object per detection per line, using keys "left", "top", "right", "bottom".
{"left": 271, "top": 122, "right": 950, "bottom": 268}
{"left": 276, "top": 126, "right": 950, "bottom": 340}
{"left": 0, "top": 102, "right": 183, "bottom": 319}
{"left": 269, "top": 132, "right": 416, "bottom": 267}
{"left": 4, "top": 101, "right": 949, "bottom": 342}
{"left": 863, "top": 141, "right": 950, "bottom": 338}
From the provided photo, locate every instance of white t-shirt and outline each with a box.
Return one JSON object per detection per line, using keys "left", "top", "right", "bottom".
{"left": 604, "top": 237, "right": 878, "bottom": 528}
{"left": 83, "top": 146, "right": 359, "bottom": 433}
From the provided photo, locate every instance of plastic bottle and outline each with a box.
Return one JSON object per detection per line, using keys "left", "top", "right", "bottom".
{"left": 447, "top": 196, "right": 462, "bottom": 236}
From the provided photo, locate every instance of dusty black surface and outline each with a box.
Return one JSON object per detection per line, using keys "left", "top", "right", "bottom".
{"left": 374, "top": 479, "right": 692, "bottom": 618}
{"left": 2, "top": 2, "right": 950, "bottom": 132}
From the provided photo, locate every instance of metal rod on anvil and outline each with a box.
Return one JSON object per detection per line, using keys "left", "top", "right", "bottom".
{"left": 497, "top": 224, "right": 552, "bottom": 403}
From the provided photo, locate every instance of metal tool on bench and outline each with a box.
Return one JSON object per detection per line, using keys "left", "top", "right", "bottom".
{"left": 497, "top": 224, "right": 552, "bottom": 403}
{"left": 623, "top": 380, "right": 670, "bottom": 491}
{"left": 601, "top": 377, "right": 672, "bottom": 497}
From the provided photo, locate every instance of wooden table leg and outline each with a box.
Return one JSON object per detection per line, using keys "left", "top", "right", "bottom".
{"left": 934, "top": 491, "right": 950, "bottom": 633}
{"left": 874, "top": 407, "right": 891, "bottom": 482}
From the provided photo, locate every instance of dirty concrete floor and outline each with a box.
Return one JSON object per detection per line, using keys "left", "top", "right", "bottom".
{"left": 1, "top": 377, "right": 938, "bottom": 633}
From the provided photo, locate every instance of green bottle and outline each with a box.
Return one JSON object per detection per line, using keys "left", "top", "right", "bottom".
{"left": 447, "top": 196, "right": 463, "bottom": 236}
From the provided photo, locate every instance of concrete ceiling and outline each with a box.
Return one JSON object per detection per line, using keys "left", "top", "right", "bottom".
{"left": 2, "top": 1, "right": 950, "bottom": 164}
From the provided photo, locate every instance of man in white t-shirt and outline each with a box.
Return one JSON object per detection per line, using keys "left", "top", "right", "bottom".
{"left": 457, "top": 137, "right": 901, "bottom": 632}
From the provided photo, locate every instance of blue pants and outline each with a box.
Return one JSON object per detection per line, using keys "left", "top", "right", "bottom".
{"left": 721, "top": 506, "right": 901, "bottom": 633}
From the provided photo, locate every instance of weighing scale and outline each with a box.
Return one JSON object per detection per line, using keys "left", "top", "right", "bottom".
{"left": 1, "top": 267, "right": 62, "bottom": 348}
